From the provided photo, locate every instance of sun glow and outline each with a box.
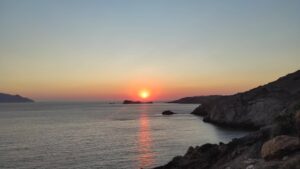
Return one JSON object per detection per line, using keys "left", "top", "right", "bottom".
{"left": 139, "top": 90, "right": 150, "bottom": 99}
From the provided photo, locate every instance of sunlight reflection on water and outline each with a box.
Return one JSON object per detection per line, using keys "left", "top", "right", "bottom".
{"left": 138, "top": 112, "right": 155, "bottom": 169}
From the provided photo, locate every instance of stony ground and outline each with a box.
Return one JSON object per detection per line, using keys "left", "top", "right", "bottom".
{"left": 154, "top": 125, "right": 300, "bottom": 169}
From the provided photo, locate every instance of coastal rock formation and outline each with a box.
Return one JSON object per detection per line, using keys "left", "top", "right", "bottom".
{"left": 261, "top": 135, "right": 299, "bottom": 160}
{"left": 191, "top": 70, "right": 300, "bottom": 129}
{"left": 154, "top": 127, "right": 300, "bottom": 169}
{"left": 162, "top": 110, "right": 175, "bottom": 115}
{"left": 0, "top": 93, "right": 34, "bottom": 103}
{"left": 154, "top": 127, "right": 266, "bottom": 169}
{"left": 155, "top": 70, "right": 300, "bottom": 169}
{"left": 122, "top": 100, "right": 153, "bottom": 104}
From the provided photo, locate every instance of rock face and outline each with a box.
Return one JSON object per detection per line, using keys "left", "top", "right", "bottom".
{"left": 0, "top": 93, "right": 34, "bottom": 103}
{"left": 154, "top": 127, "right": 265, "bottom": 169}
{"left": 162, "top": 110, "right": 175, "bottom": 115}
{"left": 192, "top": 70, "right": 300, "bottom": 129}
{"left": 154, "top": 128, "right": 300, "bottom": 169}
{"left": 123, "top": 100, "right": 153, "bottom": 104}
{"left": 261, "top": 135, "right": 299, "bottom": 160}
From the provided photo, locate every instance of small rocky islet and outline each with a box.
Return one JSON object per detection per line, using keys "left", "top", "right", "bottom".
{"left": 155, "top": 70, "right": 300, "bottom": 169}
{"left": 122, "top": 100, "right": 153, "bottom": 104}
{"left": 162, "top": 110, "right": 176, "bottom": 115}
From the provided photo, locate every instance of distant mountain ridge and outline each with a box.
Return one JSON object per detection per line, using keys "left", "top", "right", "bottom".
{"left": 0, "top": 93, "right": 34, "bottom": 103}
{"left": 169, "top": 95, "right": 223, "bottom": 104}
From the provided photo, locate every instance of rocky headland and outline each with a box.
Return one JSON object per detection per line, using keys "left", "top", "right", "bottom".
{"left": 155, "top": 70, "right": 300, "bottom": 169}
{"left": 172, "top": 70, "right": 300, "bottom": 129}
{"left": 0, "top": 93, "right": 34, "bottom": 103}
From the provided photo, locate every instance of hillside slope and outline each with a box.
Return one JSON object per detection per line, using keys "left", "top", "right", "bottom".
{"left": 191, "top": 70, "right": 300, "bottom": 129}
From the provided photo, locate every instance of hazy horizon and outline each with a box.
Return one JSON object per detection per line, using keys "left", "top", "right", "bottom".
{"left": 1, "top": 0, "right": 300, "bottom": 101}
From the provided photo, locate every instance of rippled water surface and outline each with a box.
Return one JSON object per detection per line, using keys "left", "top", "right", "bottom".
{"left": 0, "top": 102, "right": 248, "bottom": 169}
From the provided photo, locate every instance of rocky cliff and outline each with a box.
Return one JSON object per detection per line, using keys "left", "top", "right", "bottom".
{"left": 191, "top": 70, "right": 300, "bottom": 129}
{"left": 0, "top": 93, "right": 34, "bottom": 103}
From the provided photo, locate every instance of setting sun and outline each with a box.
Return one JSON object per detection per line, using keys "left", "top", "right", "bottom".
{"left": 139, "top": 90, "right": 150, "bottom": 99}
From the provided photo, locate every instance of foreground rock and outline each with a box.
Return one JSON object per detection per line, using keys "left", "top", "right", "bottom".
{"left": 122, "top": 100, "right": 153, "bottom": 104}
{"left": 162, "top": 110, "right": 175, "bottom": 115}
{"left": 191, "top": 70, "right": 300, "bottom": 129}
{"left": 154, "top": 128, "right": 300, "bottom": 169}
{"left": 261, "top": 135, "right": 299, "bottom": 160}
{"left": 0, "top": 93, "right": 34, "bottom": 103}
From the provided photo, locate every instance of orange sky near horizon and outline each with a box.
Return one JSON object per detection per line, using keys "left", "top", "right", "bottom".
{"left": 1, "top": 69, "right": 296, "bottom": 101}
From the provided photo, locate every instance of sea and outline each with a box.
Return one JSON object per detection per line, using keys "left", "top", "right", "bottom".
{"left": 0, "top": 102, "right": 248, "bottom": 169}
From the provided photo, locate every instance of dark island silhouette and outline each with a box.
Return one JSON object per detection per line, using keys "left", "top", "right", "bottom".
{"left": 155, "top": 70, "right": 300, "bottom": 169}
{"left": 162, "top": 110, "right": 175, "bottom": 115}
{"left": 123, "top": 100, "right": 153, "bottom": 104}
{"left": 0, "top": 93, "right": 34, "bottom": 103}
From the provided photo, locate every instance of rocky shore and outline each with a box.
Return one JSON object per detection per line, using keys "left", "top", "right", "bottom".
{"left": 154, "top": 125, "right": 300, "bottom": 169}
{"left": 155, "top": 70, "right": 300, "bottom": 169}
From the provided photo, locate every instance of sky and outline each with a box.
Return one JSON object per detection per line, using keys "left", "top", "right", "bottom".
{"left": 0, "top": 0, "right": 300, "bottom": 101}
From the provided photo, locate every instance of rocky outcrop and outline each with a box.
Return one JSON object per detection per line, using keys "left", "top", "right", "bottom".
{"left": 261, "top": 135, "right": 299, "bottom": 160}
{"left": 162, "top": 110, "right": 175, "bottom": 115}
{"left": 192, "top": 70, "right": 300, "bottom": 129}
{"left": 154, "top": 127, "right": 268, "bottom": 169}
{"left": 122, "top": 100, "right": 153, "bottom": 104}
{"left": 154, "top": 127, "right": 300, "bottom": 169}
{"left": 0, "top": 93, "right": 34, "bottom": 103}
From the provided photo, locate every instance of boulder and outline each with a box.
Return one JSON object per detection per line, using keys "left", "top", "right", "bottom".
{"left": 261, "top": 135, "right": 299, "bottom": 160}
{"left": 162, "top": 110, "right": 175, "bottom": 115}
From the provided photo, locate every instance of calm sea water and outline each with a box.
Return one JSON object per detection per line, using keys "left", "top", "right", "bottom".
{"left": 0, "top": 102, "right": 247, "bottom": 169}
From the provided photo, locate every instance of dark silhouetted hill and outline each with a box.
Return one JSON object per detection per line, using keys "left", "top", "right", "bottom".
{"left": 0, "top": 93, "right": 34, "bottom": 103}
{"left": 169, "top": 95, "right": 223, "bottom": 104}
{"left": 190, "top": 70, "right": 300, "bottom": 129}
